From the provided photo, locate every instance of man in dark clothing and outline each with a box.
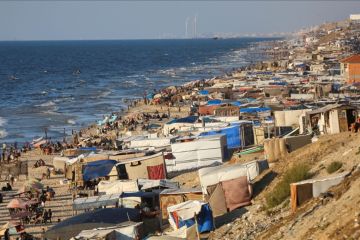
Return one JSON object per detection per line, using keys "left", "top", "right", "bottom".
{"left": 48, "top": 209, "right": 52, "bottom": 223}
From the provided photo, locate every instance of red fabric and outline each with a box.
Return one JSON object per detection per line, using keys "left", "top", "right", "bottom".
{"left": 147, "top": 164, "right": 165, "bottom": 180}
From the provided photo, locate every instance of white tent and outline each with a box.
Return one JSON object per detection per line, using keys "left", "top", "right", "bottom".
{"left": 166, "top": 135, "right": 227, "bottom": 173}
{"left": 73, "top": 194, "right": 121, "bottom": 211}
{"left": 198, "top": 159, "right": 269, "bottom": 194}
{"left": 97, "top": 180, "right": 140, "bottom": 207}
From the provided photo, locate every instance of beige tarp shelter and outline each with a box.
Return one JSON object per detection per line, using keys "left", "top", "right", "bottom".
{"left": 198, "top": 159, "right": 269, "bottom": 194}
{"left": 116, "top": 152, "right": 166, "bottom": 180}
{"left": 290, "top": 171, "right": 349, "bottom": 212}
{"left": 98, "top": 180, "right": 140, "bottom": 207}
{"left": 274, "top": 109, "right": 312, "bottom": 127}
{"left": 76, "top": 222, "right": 143, "bottom": 240}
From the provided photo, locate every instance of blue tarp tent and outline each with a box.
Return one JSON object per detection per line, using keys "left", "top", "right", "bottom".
{"left": 177, "top": 204, "right": 214, "bottom": 233}
{"left": 240, "top": 107, "right": 271, "bottom": 113}
{"left": 83, "top": 160, "right": 117, "bottom": 181}
{"left": 200, "top": 121, "right": 254, "bottom": 149}
{"left": 200, "top": 125, "right": 240, "bottom": 149}
{"left": 166, "top": 116, "right": 198, "bottom": 125}
{"left": 199, "top": 90, "right": 209, "bottom": 95}
{"left": 207, "top": 99, "right": 222, "bottom": 106}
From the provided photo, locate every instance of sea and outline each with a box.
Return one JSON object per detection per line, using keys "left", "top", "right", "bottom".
{"left": 0, "top": 38, "right": 271, "bottom": 144}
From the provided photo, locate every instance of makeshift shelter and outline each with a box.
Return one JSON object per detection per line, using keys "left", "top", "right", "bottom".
{"left": 304, "top": 104, "right": 357, "bottom": 135}
{"left": 130, "top": 136, "right": 176, "bottom": 149}
{"left": 116, "top": 152, "right": 166, "bottom": 180}
{"left": 240, "top": 107, "right": 271, "bottom": 118}
{"left": 52, "top": 156, "right": 69, "bottom": 172}
{"left": 166, "top": 135, "right": 226, "bottom": 173}
{"left": 97, "top": 180, "right": 140, "bottom": 207}
{"left": 214, "top": 105, "right": 240, "bottom": 117}
{"left": 274, "top": 109, "right": 311, "bottom": 127}
{"left": 290, "top": 172, "right": 349, "bottom": 212}
{"left": 45, "top": 208, "right": 141, "bottom": 240}
{"left": 75, "top": 222, "right": 143, "bottom": 240}
{"left": 73, "top": 194, "right": 121, "bottom": 212}
{"left": 198, "top": 105, "right": 220, "bottom": 116}
{"left": 167, "top": 200, "right": 214, "bottom": 233}
{"left": 160, "top": 188, "right": 203, "bottom": 223}
{"left": 198, "top": 160, "right": 268, "bottom": 215}
{"left": 163, "top": 116, "right": 198, "bottom": 135}
{"left": 199, "top": 122, "right": 254, "bottom": 149}
{"left": 138, "top": 179, "right": 179, "bottom": 191}
{"left": 83, "top": 160, "right": 118, "bottom": 181}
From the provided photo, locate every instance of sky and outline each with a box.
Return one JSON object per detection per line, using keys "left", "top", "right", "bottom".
{"left": 0, "top": 1, "right": 359, "bottom": 40}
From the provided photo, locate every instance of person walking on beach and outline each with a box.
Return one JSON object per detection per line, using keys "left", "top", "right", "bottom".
{"left": 48, "top": 209, "right": 52, "bottom": 223}
{"left": 46, "top": 167, "right": 51, "bottom": 179}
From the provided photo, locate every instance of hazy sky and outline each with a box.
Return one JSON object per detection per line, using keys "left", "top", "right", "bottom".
{"left": 0, "top": 1, "right": 359, "bottom": 40}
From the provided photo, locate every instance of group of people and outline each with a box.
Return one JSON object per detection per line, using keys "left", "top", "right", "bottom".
{"left": 1, "top": 142, "right": 22, "bottom": 163}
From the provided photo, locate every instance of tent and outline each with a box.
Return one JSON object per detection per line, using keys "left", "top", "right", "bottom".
{"left": 207, "top": 99, "right": 222, "bottom": 106}
{"left": 198, "top": 160, "right": 269, "bottom": 194}
{"left": 97, "top": 180, "right": 140, "bottom": 207}
{"left": 290, "top": 172, "right": 349, "bottom": 212}
{"left": 199, "top": 122, "right": 254, "bottom": 149}
{"left": 53, "top": 156, "right": 69, "bottom": 172}
{"left": 45, "top": 208, "right": 141, "bottom": 240}
{"left": 116, "top": 152, "right": 166, "bottom": 180}
{"left": 167, "top": 200, "right": 214, "bottom": 233}
{"left": 166, "top": 135, "right": 226, "bottom": 173}
{"left": 98, "top": 180, "right": 139, "bottom": 195}
{"left": 138, "top": 179, "right": 179, "bottom": 190}
{"left": 75, "top": 221, "right": 143, "bottom": 240}
{"left": 83, "top": 160, "right": 118, "bottom": 181}
{"left": 160, "top": 188, "right": 203, "bottom": 222}
{"left": 73, "top": 194, "right": 121, "bottom": 211}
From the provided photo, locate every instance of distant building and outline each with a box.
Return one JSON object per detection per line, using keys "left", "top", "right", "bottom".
{"left": 340, "top": 54, "right": 360, "bottom": 83}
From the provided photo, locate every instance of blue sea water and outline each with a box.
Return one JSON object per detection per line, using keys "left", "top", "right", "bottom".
{"left": 0, "top": 38, "right": 270, "bottom": 143}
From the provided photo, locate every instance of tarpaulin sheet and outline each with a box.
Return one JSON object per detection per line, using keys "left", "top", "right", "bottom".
{"left": 199, "top": 90, "right": 209, "bottom": 95}
{"left": 168, "top": 201, "right": 214, "bottom": 233}
{"left": 167, "top": 116, "right": 198, "bottom": 125}
{"left": 147, "top": 164, "right": 166, "bottom": 180}
{"left": 207, "top": 99, "right": 222, "bottom": 106}
{"left": 83, "top": 160, "right": 117, "bottom": 181}
{"left": 240, "top": 107, "right": 271, "bottom": 113}
{"left": 221, "top": 176, "right": 252, "bottom": 211}
{"left": 200, "top": 125, "right": 240, "bottom": 149}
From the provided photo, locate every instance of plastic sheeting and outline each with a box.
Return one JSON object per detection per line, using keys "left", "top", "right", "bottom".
{"left": 73, "top": 194, "right": 120, "bottom": 211}
{"left": 240, "top": 107, "right": 271, "bottom": 113}
{"left": 200, "top": 125, "right": 240, "bottom": 149}
{"left": 207, "top": 99, "right": 222, "bottom": 105}
{"left": 198, "top": 159, "right": 269, "bottom": 194}
{"left": 83, "top": 160, "right": 117, "bottom": 181}
{"left": 166, "top": 116, "right": 198, "bottom": 125}
{"left": 167, "top": 135, "right": 226, "bottom": 173}
{"left": 167, "top": 201, "right": 214, "bottom": 233}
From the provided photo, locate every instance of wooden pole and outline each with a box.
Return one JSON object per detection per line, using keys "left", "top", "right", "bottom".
{"left": 194, "top": 213, "right": 200, "bottom": 240}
